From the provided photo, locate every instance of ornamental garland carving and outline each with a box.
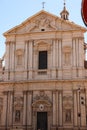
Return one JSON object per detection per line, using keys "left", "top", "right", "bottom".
{"left": 14, "top": 96, "right": 23, "bottom": 109}
{"left": 63, "top": 96, "right": 73, "bottom": 109}
{"left": 32, "top": 91, "right": 52, "bottom": 112}
{"left": 33, "top": 91, "right": 51, "bottom": 103}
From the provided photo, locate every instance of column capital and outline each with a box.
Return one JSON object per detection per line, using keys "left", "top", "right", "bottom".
{"left": 53, "top": 91, "right": 56, "bottom": 94}
{"left": 58, "top": 90, "right": 63, "bottom": 94}
{"left": 23, "top": 90, "right": 33, "bottom": 95}
{"left": 3, "top": 90, "right": 14, "bottom": 95}
{"left": 25, "top": 40, "right": 29, "bottom": 43}
{"left": 3, "top": 91, "right": 8, "bottom": 95}
{"left": 23, "top": 91, "right": 27, "bottom": 94}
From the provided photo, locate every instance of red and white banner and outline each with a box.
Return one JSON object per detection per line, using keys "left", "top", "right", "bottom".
{"left": 81, "top": 0, "right": 87, "bottom": 26}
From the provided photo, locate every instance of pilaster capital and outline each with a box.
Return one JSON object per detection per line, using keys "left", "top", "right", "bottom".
{"left": 27, "top": 90, "right": 33, "bottom": 95}
{"left": 58, "top": 90, "right": 63, "bottom": 94}
{"left": 3, "top": 91, "right": 8, "bottom": 95}
{"left": 53, "top": 91, "right": 56, "bottom": 94}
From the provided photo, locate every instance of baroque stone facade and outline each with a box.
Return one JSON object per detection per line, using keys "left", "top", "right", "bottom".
{"left": 0, "top": 8, "right": 87, "bottom": 130}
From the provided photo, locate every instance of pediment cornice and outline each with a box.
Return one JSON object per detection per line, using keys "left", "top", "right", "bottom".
{"left": 3, "top": 10, "right": 87, "bottom": 37}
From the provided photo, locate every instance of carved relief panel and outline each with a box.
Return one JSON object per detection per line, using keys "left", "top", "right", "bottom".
{"left": 32, "top": 91, "right": 52, "bottom": 112}
{"left": 27, "top": 13, "right": 57, "bottom": 32}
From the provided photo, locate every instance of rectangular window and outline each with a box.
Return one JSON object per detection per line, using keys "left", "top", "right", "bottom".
{"left": 38, "top": 51, "right": 47, "bottom": 69}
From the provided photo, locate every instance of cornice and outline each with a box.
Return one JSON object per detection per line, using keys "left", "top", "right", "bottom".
{"left": 0, "top": 78, "right": 87, "bottom": 85}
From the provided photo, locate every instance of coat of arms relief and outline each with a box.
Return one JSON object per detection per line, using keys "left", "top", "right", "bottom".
{"left": 28, "top": 14, "right": 57, "bottom": 32}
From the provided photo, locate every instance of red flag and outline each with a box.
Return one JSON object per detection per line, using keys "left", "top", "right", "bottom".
{"left": 81, "top": 0, "right": 87, "bottom": 26}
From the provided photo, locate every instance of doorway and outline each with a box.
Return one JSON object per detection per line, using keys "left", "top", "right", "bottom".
{"left": 37, "top": 112, "right": 47, "bottom": 130}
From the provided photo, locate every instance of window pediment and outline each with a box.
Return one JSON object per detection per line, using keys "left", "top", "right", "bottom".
{"left": 63, "top": 46, "right": 71, "bottom": 53}
{"left": 34, "top": 40, "right": 52, "bottom": 52}
{"left": 16, "top": 49, "right": 24, "bottom": 55}
{"left": 34, "top": 40, "right": 52, "bottom": 46}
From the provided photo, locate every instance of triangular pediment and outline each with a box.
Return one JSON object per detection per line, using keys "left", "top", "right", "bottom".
{"left": 3, "top": 10, "right": 87, "bottom": 36}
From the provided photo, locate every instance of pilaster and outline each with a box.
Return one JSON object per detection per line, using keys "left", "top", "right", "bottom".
{"left": 27, "top": 91, "right": 32, "bottom": 127}
{"left": 23, "top": 91, "right": 27, "bottom": 126}
{"left": 8, "top": 91, "right": 13, "bottom": 126}
{"left": 29, "top": 41, "right": 33, "bottom": 79}
{"left": 58, "top": 90, "right": 63, "bottom": 126}
{"left": 73, "top": 90, "right": 78, "bottom": 126}
{"left": 52, "top": 91, "right": 57, "bottom": 126}
{"left": 52, "top": 40, "right": 56, "bottom": 78}
{"left": 58, "top": 40, "right": 62, "bottom": 79}
{"left": 2, "top": 91, "right": 8, "bottom": 127}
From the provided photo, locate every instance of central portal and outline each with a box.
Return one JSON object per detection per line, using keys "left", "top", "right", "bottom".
{"left": 37, "top": 112, "right": 47, "bottom": 130}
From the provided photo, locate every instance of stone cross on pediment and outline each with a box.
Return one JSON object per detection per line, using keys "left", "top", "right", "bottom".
{"left": 42, "top": 2, "right": 45, "bottom": 9}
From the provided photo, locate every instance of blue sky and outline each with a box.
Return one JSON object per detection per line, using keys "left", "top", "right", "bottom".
{"left": 0, "top": 0, "right": 87, "bottom": 58}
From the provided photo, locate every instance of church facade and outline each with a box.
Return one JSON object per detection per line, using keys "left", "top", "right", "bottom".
{"left": 0, "top": 5, "right": 87, "bottom": 130}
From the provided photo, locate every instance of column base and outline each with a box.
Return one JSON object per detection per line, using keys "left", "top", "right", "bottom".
{"left": 10, "top": 129, "right": 23, "bottom": 130}
{"left": 57, "top": 127, "right": 87, "bottom": 130}
{"left": 26, "top": 127, "right": 33, "bottom": 130}
{"left": 63, "top": 128, "right": 73, "bottom": 130}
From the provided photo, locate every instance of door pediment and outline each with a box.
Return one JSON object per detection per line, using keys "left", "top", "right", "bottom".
{"left": 32, "top": 91, "right": 52, "bottom": 111}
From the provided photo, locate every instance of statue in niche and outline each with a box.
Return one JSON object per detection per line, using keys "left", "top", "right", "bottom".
{"left": 65, "top": 110, "right": 71, "bottom": 122}
{"left": 15, "top": 110, "right": 20, "bottom": 122}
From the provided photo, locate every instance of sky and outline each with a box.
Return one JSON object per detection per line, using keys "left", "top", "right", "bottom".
{"left": 0, "top": 0, "right": 87, "bottom": 58}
